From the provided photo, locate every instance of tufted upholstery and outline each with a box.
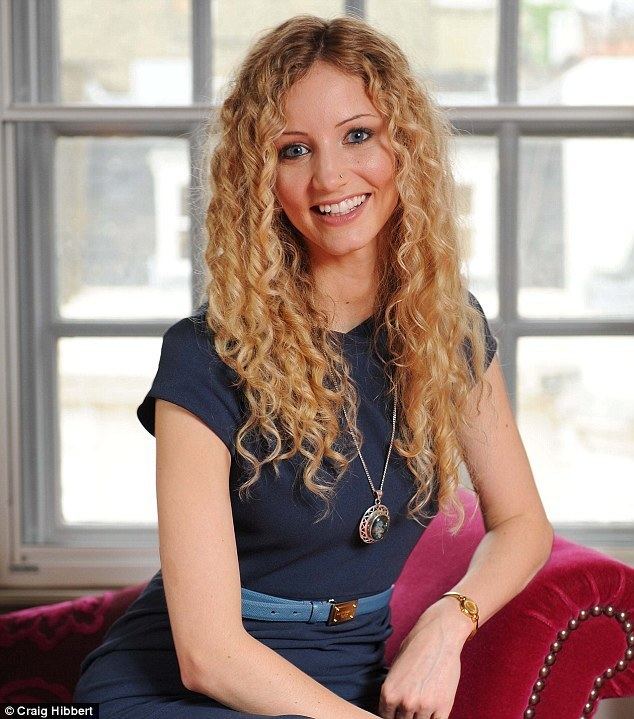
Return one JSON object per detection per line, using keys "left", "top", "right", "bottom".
{"left": 1, "top": 488, "right": 632, "bottom": 718}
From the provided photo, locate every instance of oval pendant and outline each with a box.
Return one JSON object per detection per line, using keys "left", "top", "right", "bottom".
{"left": 359, "top": 503, "right": 390, "bottom": 543}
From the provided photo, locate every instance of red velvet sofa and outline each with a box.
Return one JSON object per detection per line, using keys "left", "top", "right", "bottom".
{"left": 1, "top": 488, "right": 633, "bottom": 718}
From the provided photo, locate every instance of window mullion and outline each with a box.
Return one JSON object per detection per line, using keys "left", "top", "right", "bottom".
{"left": 498, "top": 0, "right": 519, "bottom": 104}
{"left": 36, "top": 0, "right": 59, "bottom": 103}
{"left": 0, "top": 1, "right": 11, "bottom": 113}
{"left": 505, "top": 318, "right": 634, "bottom": 336}
{"left": 192, "top": 0, "right": 212, "bottom": 104}
{"left": 4, "top": 105, "right": 633, "bottom": 130}
{"left": 15, "top": 123, "right": 40, "bottom": 546}
{"left": 191, "top": 1, "right": 210, "bottom": 309}
{"left": 345, "top": 1, "right": 365, "bottom": 19}
{"left": 498, "top": 121, "right": 519, "bottom": 414}
{"left": 19, "top": 123, "right": 58, "bottom": 547}
{"left": 190, "top": 128, "right": 205, "bottom": 308}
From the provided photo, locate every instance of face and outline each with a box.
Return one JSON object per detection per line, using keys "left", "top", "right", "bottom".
{"left": 273, "top": 61, "right": 399, "bottom": 265}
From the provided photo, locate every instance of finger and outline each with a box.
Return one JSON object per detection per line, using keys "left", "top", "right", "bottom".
{"left": 379, "top": 694, "right": 400, "bottom": 719}
{"left": 378, "top": 699, "right": 394, "bottom": 719}
{"left": 412, "top": 712, "right": 433, "bottom": 719}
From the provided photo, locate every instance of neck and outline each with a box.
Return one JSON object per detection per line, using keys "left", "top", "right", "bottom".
{"left": 313, "top": 272, "right": 377, "bottom": 332}
{"left": 308, "top": 244, "right": 379, "bottom": 330}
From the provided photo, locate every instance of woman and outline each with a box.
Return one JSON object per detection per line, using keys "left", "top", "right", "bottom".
{"left": 74, "top": 14, "right": 553, "bottom": 719}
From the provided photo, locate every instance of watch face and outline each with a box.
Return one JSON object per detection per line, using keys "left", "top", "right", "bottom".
{"left": 463, "top": 599, "right": 477, "bottom": 614}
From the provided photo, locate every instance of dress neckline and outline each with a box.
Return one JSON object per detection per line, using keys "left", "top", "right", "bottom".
{"left": 329, "top": 314, "right": 375, "bottom": 338}
{"left": 193, "top": 301, "right": 375, "bottom": 339}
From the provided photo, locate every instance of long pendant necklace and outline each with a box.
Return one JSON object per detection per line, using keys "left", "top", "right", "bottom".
{"left": 334, "top": 376, "right": 398, "bottom": 544}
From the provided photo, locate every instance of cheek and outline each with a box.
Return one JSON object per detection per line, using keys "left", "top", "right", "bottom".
{"left": 377, "top": 159, "right": 398, "bottom": 205}
{"left": 378, "top": 149, "right": 397, "bottom": 187}
{"left": 357, "top": 147, "right": 396, "bottom": 188}
{"left": 276, "top": 166, "right": 312, "bottom": 207}
{"left": 274, "top": 177, "right": 296, "bottom": 210}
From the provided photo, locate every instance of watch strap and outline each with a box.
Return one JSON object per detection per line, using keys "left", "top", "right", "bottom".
{"left": 441, "top": 591, "right": 479, "bottom": 641}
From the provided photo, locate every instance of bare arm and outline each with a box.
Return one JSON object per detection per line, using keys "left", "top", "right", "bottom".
{"left": 155, "top": 398, "right": 379, "bottom": 719}
{"left": 191, "top": 631, "right": 380, "bottom": 719}
{"left": 414, "top": 355, "right": 554, "bottom": 642}
{"left": 374, "top": 356, "right": 554, "bottom": 718}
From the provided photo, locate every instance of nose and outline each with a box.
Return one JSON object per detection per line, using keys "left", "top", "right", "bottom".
{"left": 310, "top": 147, "right": 346, "bottom": 193}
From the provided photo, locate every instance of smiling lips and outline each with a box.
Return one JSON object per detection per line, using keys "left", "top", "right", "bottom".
{"left": 311, "top": 193, "right": 370, "bottom": 225}
{"left": 313, "top": 193, "right": 369, "bottom": 216}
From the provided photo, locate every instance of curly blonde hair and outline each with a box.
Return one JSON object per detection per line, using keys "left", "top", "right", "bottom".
{"left": 199, "top": 14, "right": 494, "bottom": 536}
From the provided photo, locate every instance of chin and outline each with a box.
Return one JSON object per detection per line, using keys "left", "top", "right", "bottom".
{"left": 321, "top": 236, "right": 377, "bottom": 256}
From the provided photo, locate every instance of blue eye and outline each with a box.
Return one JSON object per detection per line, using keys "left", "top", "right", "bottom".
{"left": 278, "top": 126, "right": 374, "bottom": 160}
{"left": 279, "top": 144, "right": 309, "bottom": 160}
{"left": 347, "top": 128, "right": 372, "bottom": 143}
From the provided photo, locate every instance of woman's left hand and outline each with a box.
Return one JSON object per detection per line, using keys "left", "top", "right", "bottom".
{"left": 377, "top": 609, "right": 466, "bottom": 719}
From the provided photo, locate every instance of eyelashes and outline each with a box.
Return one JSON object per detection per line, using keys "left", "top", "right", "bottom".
{"left": 278, "top": 127, "right": 375, "bottom": 160}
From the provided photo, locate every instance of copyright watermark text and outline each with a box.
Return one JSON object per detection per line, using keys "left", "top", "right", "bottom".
{"left": 1, "top": 705, "right": 98, "bottom": 718}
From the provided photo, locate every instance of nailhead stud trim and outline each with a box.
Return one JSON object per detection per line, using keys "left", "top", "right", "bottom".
{"left": 522, "top": 605, "right": 631, "bottom": 719}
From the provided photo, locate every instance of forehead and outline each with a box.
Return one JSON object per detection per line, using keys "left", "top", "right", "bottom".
{"left": 282, "top": 61, "right": 378, "bottom": 126}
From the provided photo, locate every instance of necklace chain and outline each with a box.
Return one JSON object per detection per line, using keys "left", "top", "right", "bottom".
{"left": 333, "top": 376, "right": 398, "bottom": 501}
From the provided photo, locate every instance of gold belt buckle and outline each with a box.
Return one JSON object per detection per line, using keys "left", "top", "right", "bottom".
{"left": 327, "top": 598, "right": 358, "bottom": 625}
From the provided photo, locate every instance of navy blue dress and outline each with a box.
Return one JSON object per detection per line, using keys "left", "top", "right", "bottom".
{"left": 73, "top": 292, "right": 497, "bottom": 718}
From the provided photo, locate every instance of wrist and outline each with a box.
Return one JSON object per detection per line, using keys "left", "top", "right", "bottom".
{"left": 418, "top": 596, "right": 476, "bottom": 645}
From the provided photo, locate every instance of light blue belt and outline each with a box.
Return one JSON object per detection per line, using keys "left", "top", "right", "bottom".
{"left": 241, "top": 584, "right": 395, "bottom": 626}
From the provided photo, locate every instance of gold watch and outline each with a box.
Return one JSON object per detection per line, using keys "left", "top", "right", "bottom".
{"left": 441, "top": 592, "right": 479, "bottom": 641}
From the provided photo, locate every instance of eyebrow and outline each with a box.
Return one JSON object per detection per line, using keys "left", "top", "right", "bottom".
{"left": 281, "top": 113, "right": 379, "bottom": 136}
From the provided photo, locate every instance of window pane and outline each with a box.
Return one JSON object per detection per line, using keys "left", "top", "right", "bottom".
{"left": 59, "top": 337, "right": 159, "bottom": 524}
{"left": 212, "top": 1, "right": 343, "bottom": 103}
{"left": 517, "top": 337, "right": 634, "bottom": 524}
{"left": 519, "top": 137, "right": 634, "bottom": 318}
{"left": 55, "top": 136, "right": 192, "bottom": 320}
{"left": 520, "top": 1, "right": 634, "bottom": 105}
{"left": 367, "top": 0, "right": 499, "bottom": 105}
{"left": 453, "top": 135, "right": 498, "bottom": 313}
{"left": 60, "top": 0, "right": 192, "bottom": 105}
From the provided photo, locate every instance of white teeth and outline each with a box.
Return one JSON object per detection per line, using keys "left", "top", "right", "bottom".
{"left": 317, "top": 194, "right": 367, "bottom": 215}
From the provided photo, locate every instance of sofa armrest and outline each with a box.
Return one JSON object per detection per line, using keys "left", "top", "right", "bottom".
{"left": 0, "top": 583, "right": 145, "bottom": 703}
{"left": 388, "top": 506, "right": 634, "bottom": 719}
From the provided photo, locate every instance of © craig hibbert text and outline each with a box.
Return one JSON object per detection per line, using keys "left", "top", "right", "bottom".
{"left": 3, "top": 706, "right": 96, "bottom": 717}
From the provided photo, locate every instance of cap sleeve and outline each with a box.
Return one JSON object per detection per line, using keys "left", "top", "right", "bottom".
{"left": 137, "top": 309, "right": 242, "bottom": 458}
{"left": 465, "top": 291, "right": 498, "bottom": 375}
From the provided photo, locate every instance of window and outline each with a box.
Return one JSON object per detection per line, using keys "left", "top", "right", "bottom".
{"left": 1, "top": 0, "right": 632, "bottom": 595}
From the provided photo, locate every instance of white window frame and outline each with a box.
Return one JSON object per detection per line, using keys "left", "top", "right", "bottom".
{"left": 0, "top": 0, "right": 632, "bottom": 604}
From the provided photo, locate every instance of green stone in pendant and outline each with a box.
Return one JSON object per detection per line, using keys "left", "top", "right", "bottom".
{"left": 370, "top": 513, "right": 389, "bottom": 540}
